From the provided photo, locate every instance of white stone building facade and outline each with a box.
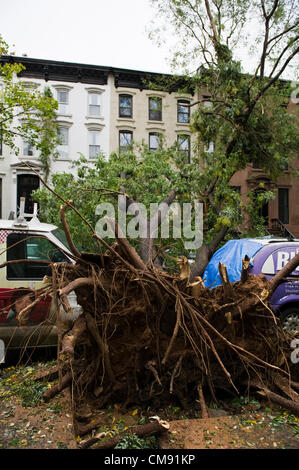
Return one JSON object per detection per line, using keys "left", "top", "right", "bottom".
{"left": 0, "top": 57, "right": 111, "bottom": 219}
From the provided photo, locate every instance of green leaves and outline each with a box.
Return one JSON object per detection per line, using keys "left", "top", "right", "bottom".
{"left": 0, "top": 37, "right": 58, "bottom": 172}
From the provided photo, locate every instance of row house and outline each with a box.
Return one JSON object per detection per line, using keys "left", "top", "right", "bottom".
{"left": 0, "top": 56, "right": 298, "bottom": 237}
{"left": 0, "top": 56, "right": 197, "bottom": 220}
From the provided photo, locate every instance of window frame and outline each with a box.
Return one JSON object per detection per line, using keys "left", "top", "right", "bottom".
{"left": 177, "top": 99, "right": 190, "bottom": 123}
{"left": 88, "top": 129, "right": 101, "bottom": 159}
{"left": 57, "top": 89, "right": 69, "bottom": 115}
{"left": 88, "top": 91, "right": 101, "bottom": 117}
{"left": 17, "top": 174, "right": 40, "bottom": 215}
{"left": 149, "top": 97, "right": 162, "bottom": 121}
{"left": 119, "top": 94, "right": 133, "bottom": 118}
{"left": 23, "top": 140, "right": 34, "bottom": 157}
{"left": 6, "top": 233, "right": 68, "bottom": 280}
{"left": 177, "top": 134, "right": 191, "bottom": 162}
{"left": 119, "top": 130, "right": 133, "bottom": 153}
{"left": 278, "top": 188, "right": 289, "bottom": 225}
{"left": 57, "top": 126, "right": 69, "bottom": 159}
{"left": 149, "top": 132, "right": 161, "bottom": 152}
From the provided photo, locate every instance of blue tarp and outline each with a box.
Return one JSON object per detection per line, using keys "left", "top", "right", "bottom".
{"left": 203, "top": 239, "right": 264, "bottom": 289}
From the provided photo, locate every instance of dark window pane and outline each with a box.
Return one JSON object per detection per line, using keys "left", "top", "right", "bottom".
{"left": 119, "top": 95, "right": 132, "bottom": 118}
{"left": 278, "top": 188, "right": 289, "bottom": 224}
{"left": 177, "top": 100, "right": 190, "bottom": 123}
{"left": 7, "top": 233, "right": 68, "bottom": 280}
{"left": 149, "top": 97, "right": 162, "bottom": 121}
{"left": 17, "top": 174, "right": 39, "bottom": 215}
{"left": 119, "top": 131, "right": 132, "bottom": 152}
{"left": 178, "top": 134, "right": 190, "bottom": 162}
{"left": 23, "top": 141, "right": 34, "bottom": 156}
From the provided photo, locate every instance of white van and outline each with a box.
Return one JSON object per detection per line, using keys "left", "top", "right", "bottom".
{"left": 0, "top": 199, "right": 81, "bottom": 356}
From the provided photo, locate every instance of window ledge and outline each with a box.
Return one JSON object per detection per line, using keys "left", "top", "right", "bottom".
{"left": 57, "top": 114, "right": 72, "bottom": 119}
{"left": 19, "top": 155, "right": 38, "bottom": 160}
{"left": 117, "top": 117, "right": 135, "bottom": 122}
{"left": 86, "top": 115, "right": 104, "bottom": 120}
{"left": 147, "top": 120, "right": 164, "bottom": 125}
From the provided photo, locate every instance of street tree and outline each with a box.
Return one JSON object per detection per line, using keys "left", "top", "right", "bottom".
{"left": 34, "top": 1, "right": 298, "bottom": 278}
{"left": 147, "top": 0, "right": 299, "bottom": 278}
{"left": 0, "top": 36, "right": 59, "bottom": 179}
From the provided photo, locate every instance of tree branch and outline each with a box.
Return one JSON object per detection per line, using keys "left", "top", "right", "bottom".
{"left": 60, "top": 202, "right": 82, "bottom": 259}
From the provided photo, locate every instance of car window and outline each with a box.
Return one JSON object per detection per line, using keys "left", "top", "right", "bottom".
{"left": 6, "top": 233, "right": 69, "bottom": 280}
{"left": 261, "top": 246, "right": 299, "bottom": 276}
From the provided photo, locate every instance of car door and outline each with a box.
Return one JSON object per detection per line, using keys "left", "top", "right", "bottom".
{"left": 0, "top": 231, "right": 70, "bottom": 349}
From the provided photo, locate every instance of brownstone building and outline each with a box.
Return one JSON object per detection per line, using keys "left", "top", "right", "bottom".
{"left": 230, "top": 100, "right": 299, "bottom": 238}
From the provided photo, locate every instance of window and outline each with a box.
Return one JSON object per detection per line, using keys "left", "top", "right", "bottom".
{"left": 119, "top": 131, "right": 133, "bottom": 153}
{"left": 204, "top": 142, "right": 214, "bottom": 153}
{"left": 57, "top": 89, "right": 69, "bottom": 114}
{"left": 278, "top": 188, "right": 289, "bottom": 224}
{"left": 23, "top": 140, "right": 34, "bottom": 156}
{"left": 88, "top": 92, "right": 101, "bottom": 116}
{"left": 89, "top": 130, "right": 101, "bottom": 158}
{"left": 149, "top": 97, "right": 162, "bottom": 121}
{"left": 149, "top": 133, "right": 161, "bottom": 152}
{"left": 119, "top": 95, "right": 133, "bottom": 118}
{"left": 17, "top": 174, "right": 39, "bottom": 215}
{"left": 254, "top": 189, "right": 269, "bottom": 226}
{"left": 177, "top": 100, "right": 190, "bottom": 123}
{"left": 202, "top": 95, "right": 212, "bottom": 108}
{"left": 177, "top": 135, "right": 191, "bottom": 162}
{"left": 7, "top": 233, "right": 69, "bottom": 280}
{"left": 57, "top": 127, "right": 69, "bottom": 158}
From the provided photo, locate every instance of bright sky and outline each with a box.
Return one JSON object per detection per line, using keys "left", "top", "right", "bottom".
{"left": 0, "top": 0, "right": 172, "bottom": 73}
{"left": 1, "top": 1, "right": 296, "bottom": 79}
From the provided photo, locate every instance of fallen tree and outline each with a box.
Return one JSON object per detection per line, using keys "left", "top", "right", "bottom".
{"left": 8, "top": 201, "right": 297, "bottom": 444}
{"left": 22, "top": 205, "right": 296, "bottom": 438}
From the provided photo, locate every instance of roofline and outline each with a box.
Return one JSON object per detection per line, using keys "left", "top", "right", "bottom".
{"left": 2, "top": 55, "right": 171, "bottom": 77}
{"left": 0, "top": 55, "right": 177, "bottom": 90}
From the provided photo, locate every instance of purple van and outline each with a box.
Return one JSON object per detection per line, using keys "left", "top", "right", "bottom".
{"left": 250, "top": 240, "right": 299, "bottom": 332}
{"left": 203, "top": 238, "right": 299, "bottom": 333}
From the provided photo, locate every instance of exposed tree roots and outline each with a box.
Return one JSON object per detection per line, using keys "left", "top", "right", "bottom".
{"left": 22, "top": 210, "right": 299, "bottom": 442}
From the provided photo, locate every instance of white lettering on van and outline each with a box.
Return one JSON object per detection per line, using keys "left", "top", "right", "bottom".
{"left": 277, "top": 251, "right": 290, "bottom": 271}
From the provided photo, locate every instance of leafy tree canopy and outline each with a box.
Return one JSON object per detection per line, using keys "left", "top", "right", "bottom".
{"left": 0, "top": 36, "right": 59, "bottom": 177}
{"left": 34, "top": 1, "right": 299, "bottom": 277}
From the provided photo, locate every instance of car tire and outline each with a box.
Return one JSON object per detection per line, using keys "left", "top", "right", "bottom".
{"left": 280, "top": 307, "right": 299, "bottom": 333}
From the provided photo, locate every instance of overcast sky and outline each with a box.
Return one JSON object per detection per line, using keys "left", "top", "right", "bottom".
{"left": 0, "top": 0, "right": 172, "bottom": 73}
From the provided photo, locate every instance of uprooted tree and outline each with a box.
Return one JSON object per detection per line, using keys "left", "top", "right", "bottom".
{"left": 34, "top": 0, "right": 299, "bottom": 280}
{"left": 9, "top": 198, "right": 299, "bottom": 441}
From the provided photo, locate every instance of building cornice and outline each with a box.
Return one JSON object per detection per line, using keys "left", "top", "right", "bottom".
{"left": 1, "top": 56, "right": 110, "bottom": 86}
{"left": 1, "top": 56, "right": 194, "bottom": 93}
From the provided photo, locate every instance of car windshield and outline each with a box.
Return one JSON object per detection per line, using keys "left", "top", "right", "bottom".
{"left": 51, "top": 228, "right": 81, "bottom": 252}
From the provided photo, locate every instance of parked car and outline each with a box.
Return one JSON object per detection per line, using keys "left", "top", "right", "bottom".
{"left": 203, "top": 237, "right": 299, "bottom": 333}
{"left": 0, "top": 203, "right": 82, "bottom": 359}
